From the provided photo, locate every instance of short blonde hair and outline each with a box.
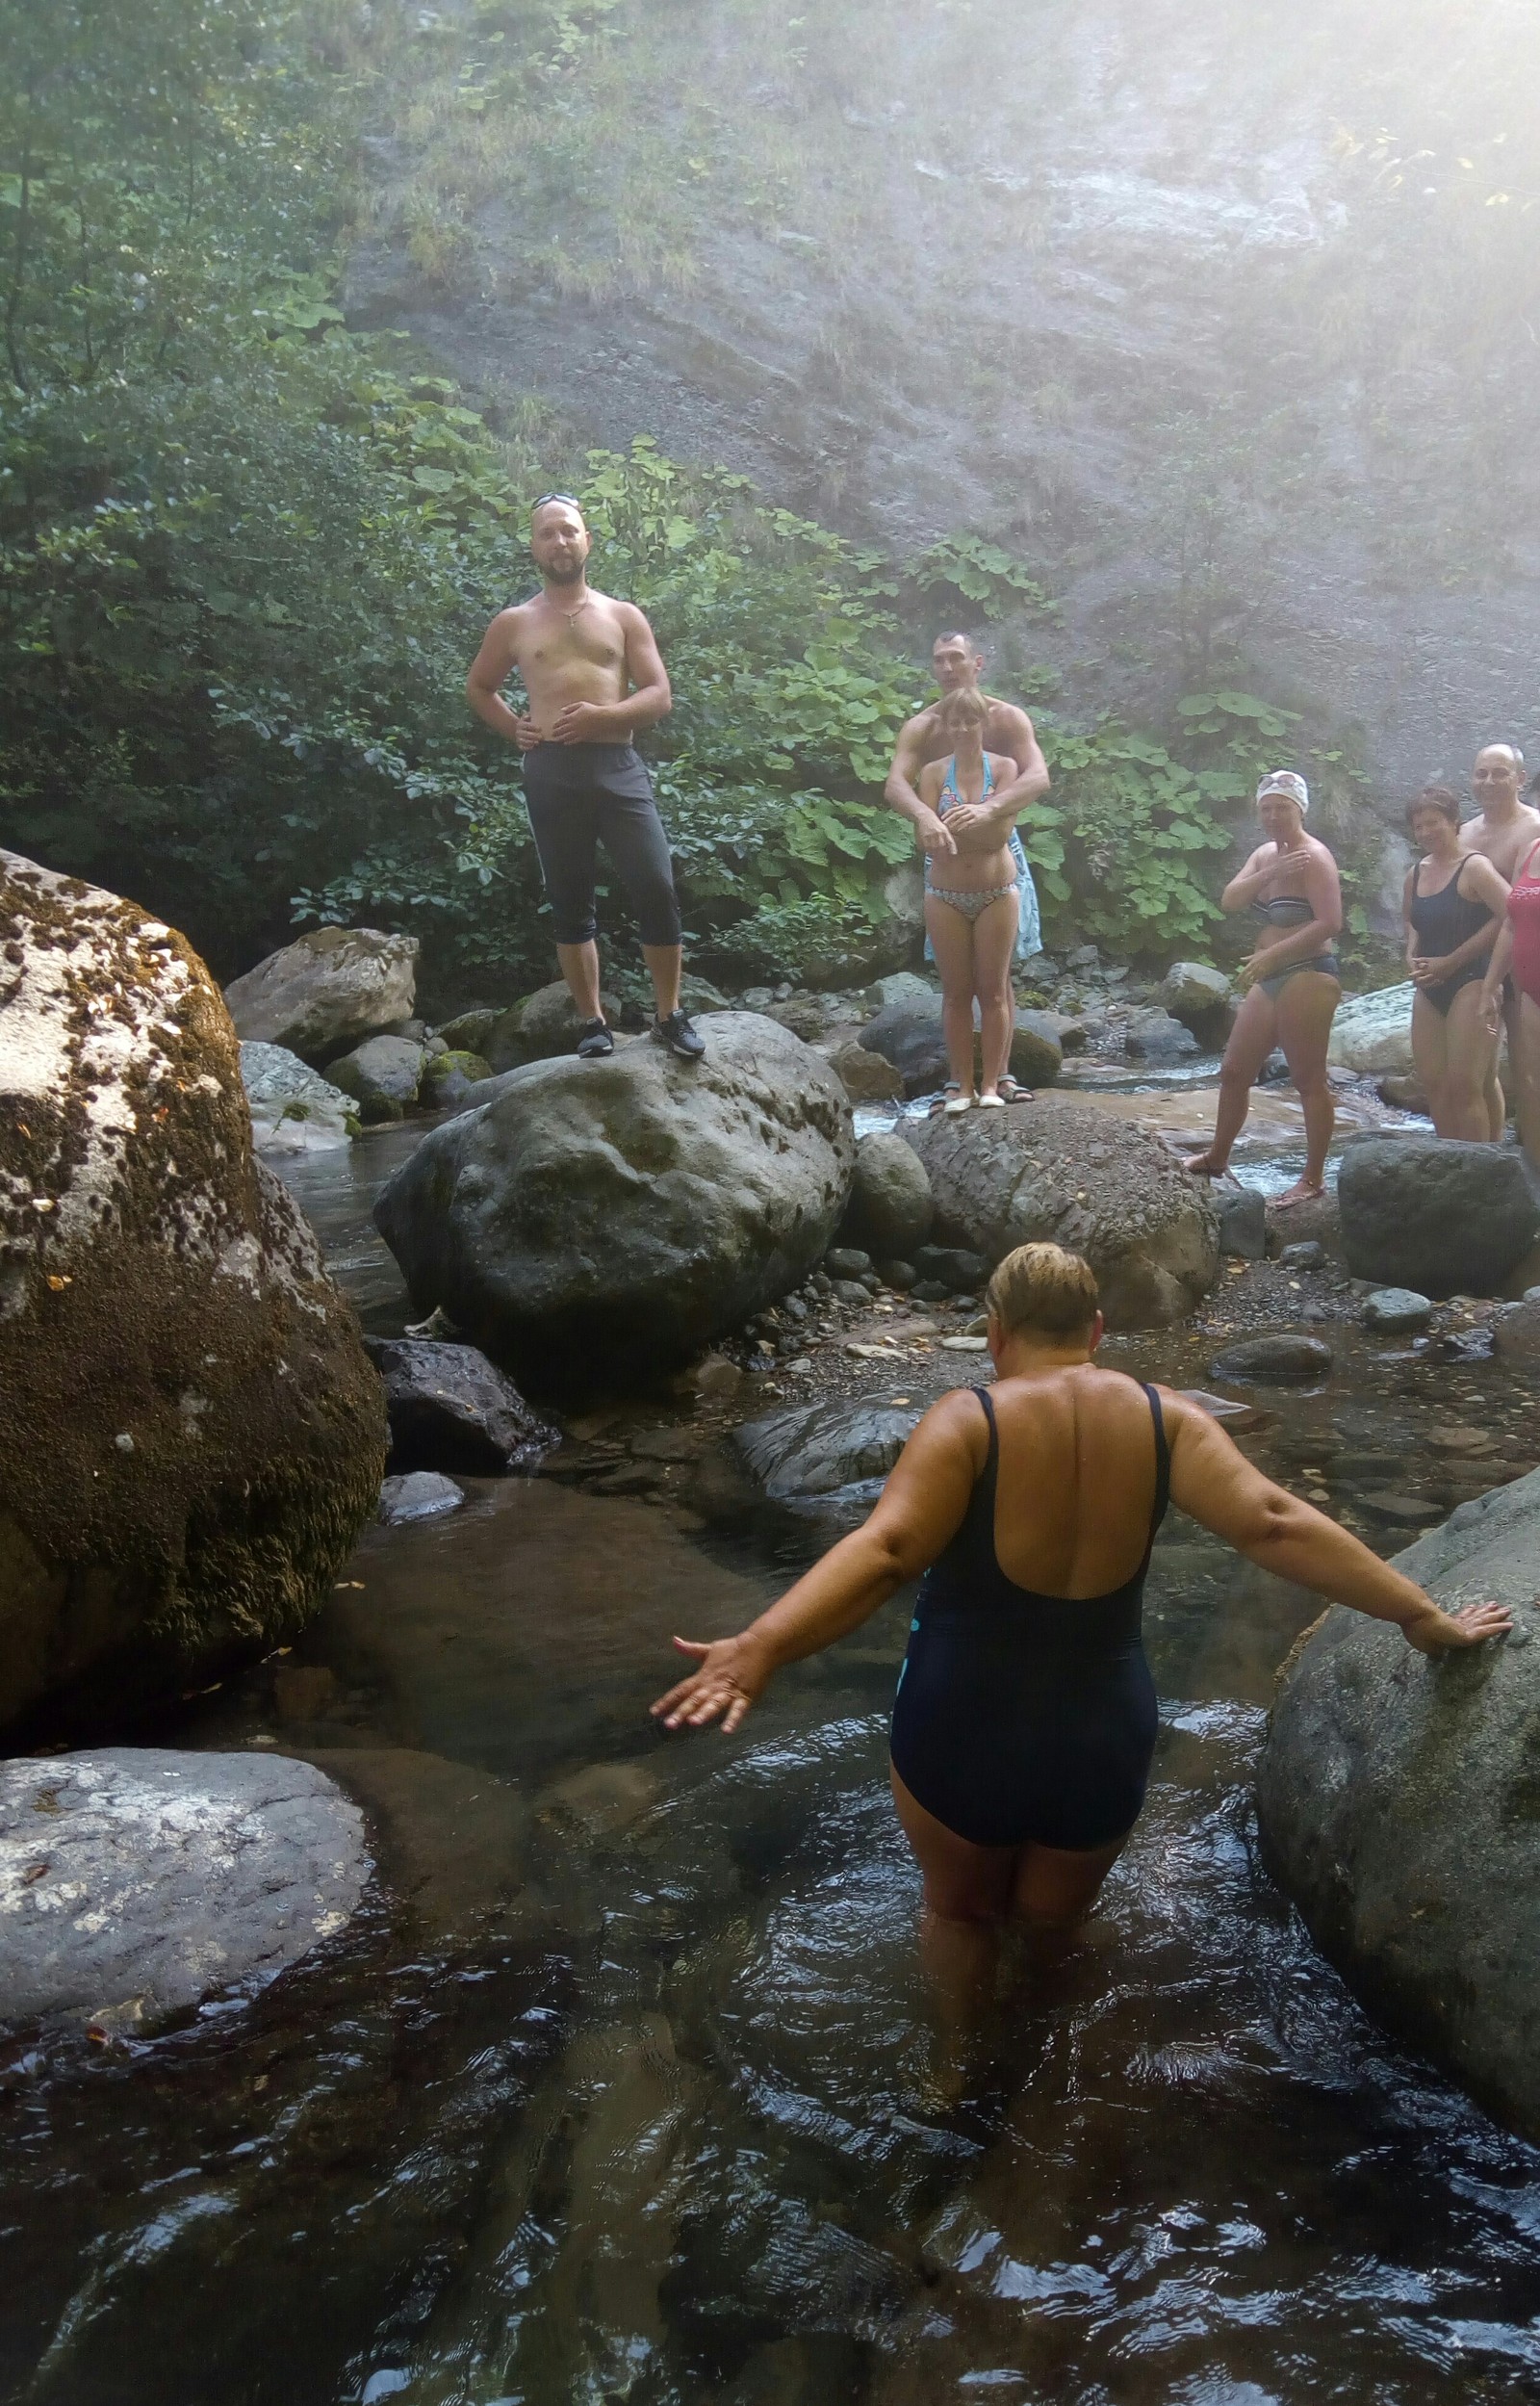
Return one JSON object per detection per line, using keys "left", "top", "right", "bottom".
{"left": 985, "top": 1242, "right": 1099, "bottom": 1335}
{"left": 936, "top": 685, "right": 989, "bottom": 736}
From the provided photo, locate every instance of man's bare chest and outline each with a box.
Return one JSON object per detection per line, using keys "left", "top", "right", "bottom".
{"left": 522, "top": 608, "right": 626, "bottom": 678}
{"left": 1465, "top": 815, "right": 1540, "bottom": 879}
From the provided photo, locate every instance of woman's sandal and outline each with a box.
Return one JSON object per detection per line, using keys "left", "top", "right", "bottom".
{"left": 1271, "top": 1178, "right": 1326, "bottom": 1210}
{"left": 976, "top": 1092, "right": 1006, "bottom": 1108}
{"left": 943, "top": 1093, "right": 975, "bottom": 1116}
{"left": 996, "top": 1077, "right": 1035, "bottom": 1104}
{"left": 928, "top": 1083, "right": 962, "bottom": 1117}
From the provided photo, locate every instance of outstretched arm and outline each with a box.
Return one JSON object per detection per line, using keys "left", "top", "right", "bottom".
{"left": 551, "top": 605, "right": 672, "bottom": 743}
{"left": 885, "top": 714, "right": 957, "bottom": 858}
{"left": 652, "top": 1395, "right": 986, "bottom": 1732}
{"left": 1165, "top": 1397, "right": 1512, "bottom": 1652}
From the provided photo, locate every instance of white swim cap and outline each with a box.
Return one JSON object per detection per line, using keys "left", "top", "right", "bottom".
{"left": 1256, "top": 769, "right": 1309, "bottom": 814}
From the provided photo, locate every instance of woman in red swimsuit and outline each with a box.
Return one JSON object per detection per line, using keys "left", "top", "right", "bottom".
{"left": 1479, "top": 825, "right": 1540, "bottom": 1172}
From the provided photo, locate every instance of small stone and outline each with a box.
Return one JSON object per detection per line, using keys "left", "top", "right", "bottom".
{"left": 911, "top": 1280, "right": 951, "bottom": 1304}
{"left": 825, "top": 1247, "right": 874, "bottom": 1279}
{"left": 690, "top": 1355, "right": 745, "bottom": 1399}
{"left": 1358, "top": 1489, "right": 1444, "bottom": 1523}
{"left": 377, "top": 1470, "right": 465, "bottom": 1525}
{"left": 1428, "top": 1427, "right": 1498, "bottom": 1454}
{"left": 1208, "top": 1333, "right": 1334, "bottom": 1384}
{"left": 1362, "top": 1287, "right": 1434, "bottom": 1333}
{"left": 1280, "top": 1241, "right": 1325, "bottom": 1271}
{"left": 830, "top": 1278, "right": 872, "bottom": 1306}
{"left": 1217, "top": 1186, "right": 1267, "bottom": 1260}
{"left": 878, "top": 1259, "right": 916, "bottom": 1290}
{"left": 912, "top": 1244, "right": 988, "bottom": 1293}
{"left": 940, "top": 1334, "right": 989, "bottom": 1353}
{"left": 114, "top": 1432, "right": 135, "bottom": 1454}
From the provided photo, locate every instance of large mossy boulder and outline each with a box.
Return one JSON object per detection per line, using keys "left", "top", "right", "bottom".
{"left": 904, "top": 1096, "right": 1219, "bottom": 1327}
{"left": 222, "top": 926, "right": 419, "bottom": 1061}
{"left": 1338, "top": 1132, "right": 1540, "bottom": 1297}
{"left": 0, "top": 853, "right": 387, "bottom": 1741}
{"left": 1257, "top": 1468, "right": 1540, "bottom": 2144}
{"left": 372, "top": 1014, "right": 856, "bottom": 1393}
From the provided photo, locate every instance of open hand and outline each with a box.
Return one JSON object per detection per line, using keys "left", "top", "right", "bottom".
{"left": 651, "top": 1633, "right": 770, "bottom": 1733}
{"left": 1403, "top": 1598, "right": 1515, "bottom": 1655}
{"left": 551, "top": 699, "right": 609, "bottom": 743}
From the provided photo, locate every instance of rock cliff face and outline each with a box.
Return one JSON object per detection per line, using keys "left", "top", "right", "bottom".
{"left": 0, "top": 854, "right": 387, "bottom": 1740}
{"left": 347, "top": 0, "right": 1540, "bottom": 796}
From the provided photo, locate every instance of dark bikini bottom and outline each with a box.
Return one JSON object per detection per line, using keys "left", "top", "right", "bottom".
{"left": 1257, "top": 954, "right": 1340, "bottom": 1001}
{"left": 1415, "top": 959, "right": 1486, "bottom": 1018}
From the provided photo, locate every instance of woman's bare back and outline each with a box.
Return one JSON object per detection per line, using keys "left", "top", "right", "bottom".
{"left": 980, "top": 1365, "right": 1163, "bottom": 1597}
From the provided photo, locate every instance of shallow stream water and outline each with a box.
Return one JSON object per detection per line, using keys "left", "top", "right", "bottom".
{"left": 4, "top": 1100, "right": 1540, "bottom": 2405}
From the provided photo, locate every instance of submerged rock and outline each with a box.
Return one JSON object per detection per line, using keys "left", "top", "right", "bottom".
{"left": 239, "top": 1041, "right": 355, "bottom": 1155}
{"left": 839, "top": 1132, "right": 935, "bottom": 1258}
{"left": 904, "top": 1096, "right": 1219, "bottom": 1328}
{"left": 1338, "top": 1132, "right": 1540, "bottom": 1297}
{"left": 222, "top": 926, "right": 419, "bottom": 1061}
{"left": 0, "top": 853, "right": 387, "bottom": 1740}
{"left": 732, "top": 1395, "right": 922, "bottom": 1497}
{"left": 1327, "top": 982, "right": 1415, "bottom": 1077}
{"left": 373, "top": 1015, "right": 856, "bottom": 1393}
{"left": 1492, "top": 1290, "right": 1540, "bottom": 1365}
{"left": 1257, "top": 1466, "right": 1540, "bottom": 2144}
{"left": 1208, "top": 1332, "right": 1333, "bottom": 1384}
{"left": 377, "top": 1470, "right": 465, "bottom": 1525}
{"left": 365, "top": 1337, "right": 555, "bottom": 1472}
{"left": 0, "top": 1749, "right": 369, "bottom": 2032}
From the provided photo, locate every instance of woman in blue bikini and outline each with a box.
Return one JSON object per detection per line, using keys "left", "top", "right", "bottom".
{"left": 1183, "top": 770, "right": 1345, "bottom": 1208}
{"left": 916, "top": 686, "right": 1025, "bottom": 1113}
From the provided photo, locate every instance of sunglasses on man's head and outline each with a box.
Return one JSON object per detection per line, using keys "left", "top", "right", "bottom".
{"left": 531, "top": 492, "right": 583, "bottom": 514}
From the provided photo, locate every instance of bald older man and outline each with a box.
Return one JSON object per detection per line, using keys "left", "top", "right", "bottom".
{"left": 467, "top": 494, "right": 704, "bottom": 1060}
{"left": 1459, "top": 742, "right": 1540, "bottom": 1137}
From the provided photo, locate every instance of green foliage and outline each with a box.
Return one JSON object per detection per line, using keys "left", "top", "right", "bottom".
{"left": 903, "top": 534, "right": 1058, "bottom": 623}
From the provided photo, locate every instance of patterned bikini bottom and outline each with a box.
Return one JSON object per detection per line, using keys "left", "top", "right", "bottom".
{"left": 924, "top": 880, "right": 1019, "bottom": 921}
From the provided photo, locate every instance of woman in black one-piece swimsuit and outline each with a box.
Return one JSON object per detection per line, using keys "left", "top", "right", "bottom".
{"left": 652, "top": 1246, "right": 1508, "bottom": 2034}
{"left": 1402, "top": 785, "right": 1509, "bottom": 1141}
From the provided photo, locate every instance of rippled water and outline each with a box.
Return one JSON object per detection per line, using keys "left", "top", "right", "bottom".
{"left": 3, "top": 1104, "right": 1537, "bottom": 2405}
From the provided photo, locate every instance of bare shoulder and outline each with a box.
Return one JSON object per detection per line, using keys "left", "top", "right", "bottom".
{"left": 899, "top": 702, "right": 940, "bottom": 745}
{"left": 985, "top": 695, "right": 1035, "bottom": 739}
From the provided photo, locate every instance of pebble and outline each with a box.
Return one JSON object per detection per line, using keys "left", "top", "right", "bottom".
{"left": 830, "top": 1278, "right": 871, "bottom": 1306}
{"left": 940, "top": 1334, "right": 989, "bottom": 1353}
{"left": 1363, "top": 1288, "right": 1434, "bottom": 1333}
{"left": 1429, "top": 1426, "right": 1498, "bottom": 1454}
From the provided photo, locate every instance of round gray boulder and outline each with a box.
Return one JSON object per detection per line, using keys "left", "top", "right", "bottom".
{"left": 1339, "top": 1132, "right": 1540, "bottom": 1297}
{"left": 222, "top": 926, "right": 419, "bottom": 1061}
{"left": 1158, "top": 960, "right": 1234, "bottom": 1032}
{"left": 1327, "top": 982, "right": 1416, "bottom": 1077}
{"left": 0, "top": 1749, "right": 370, "bottom": 2033}
{"left": 1257, "top": 1468, "right": 1540, "bottom": 2143}
{"left": 327, "top": 1033, "right": 425, "bottom": 1124}
{"left": 903, "top": 1096, "right": 1219, "bottom": 1328}
{"left": 372, "top": 1015, "right": 856, "bottom": 1392}
{"left": 841, "top": 1131, "right": 935, "bottom": 1258}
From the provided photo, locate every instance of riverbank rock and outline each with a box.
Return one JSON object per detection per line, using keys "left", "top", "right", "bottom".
{"left": 483, "top": 980, "right": 625, "bottom": 1074}
{"left": 732, "top": 1395, "right": 921, "bottom": 1497}
{"left": 903, "top": 1097, "right": 1219, "bottom": 1328}
{"left": 838, "top": 1131, "right": 935, "bottom": 1258}
{"left": 222, "top": 927, "right": 419, "bottom": 1061}
{"left": 373, "top": 1014, "right": 856, "bottom": 1393}
{"left": 1209, "top": 1332, "right": 1333, "bottom": 1384}
{"left": 1257, "top": 1467, "right": 1540, "bottom": 2145}
{"left": 1362, "top": 1287, "right": 1433, "bottom": 1333}
{"left": 0, "top": 1750, "right": 369, "bottom": 2033}
{"left": 239, "top": 1041, "right": 355, "bottom": 1156}
{"left": 1492, "top": 1290, "right": 1540, "bottom": 1365}
{"left": 364, "top": 1337, "right": 555, "bottom": 1472}
{"left": 419, "top": 1048, "right": 493, "bottom": 1110}
{"left": 1327, "top": 982, "right": 1415, "bottom": 1077}
{"left": 824, "top": 1038, "right": 906, "bottom": 1105}
{"left": 1158, "top": 961, "right": 1234, "bottom": 1034}
{"left": 1338, "top": 1133, "right": 1540, "bottom": 1296}
{"left": 1125, "top": 1006, "right": 1200, "bottom": 1061}
{"left": 857, "top": 999, "right": 1063, "bottom": 1098}
{"left": 377, "top": 1471, "right": 465, "bottom": 1525}
{"left": 328, "top": 1033, "right": 425, "bottom": 1124}
{"left": 0, "top": 854, "right": 387, "bottom": 1741}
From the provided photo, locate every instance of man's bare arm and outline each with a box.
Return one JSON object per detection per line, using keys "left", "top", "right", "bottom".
{"left": 1166, "top": 1398, "right": 1511, "bottom": 1652}
{"left": 981, "top": 704, "right": 1050, "bottom": 828}
{"left": 884, "top": 712, "right": 957, "bottom": 857}
{"left": 466, "top": 608, "right": 539, "bottom": 745}
{"left": 550, "top": 604, "right": 672, "bottom": 744}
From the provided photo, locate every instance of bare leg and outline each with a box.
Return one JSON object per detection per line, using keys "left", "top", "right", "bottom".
{"left": 925, "top": 895, "right": 981, "bottom": 1100}
{"left": 642, "top": 941, "right": 682, "bottom": 1020}
{"left": 1411, "top": 989, "right": 1450, "bottom": 1135}
{"left": 1010, "top": 1834, "right": 1126, "bottom": 1953}
{"left": 1440, "top": 983, "right": 1499, "bottom": 1142}
{"left": 1182, "top": 982, "right": 1277, "bottom": 1177}
{"left": 1493, "top": 988, "right": 1522, "bottom": 1142}
{"left": 1273, "top": 970, "right": 1341, "bottom": 1200}
{"left": 1514, "top": 992, "right": 1540, "bottom": 1175}
{"left": 972, "top": 891, "right": 1020, "bottom": 1097}
{"left": 555, "top": 938, "right": 603, "bottom": 1022}
{"left": 890, "top": 1765, "right": 1014, "bottom": 2041}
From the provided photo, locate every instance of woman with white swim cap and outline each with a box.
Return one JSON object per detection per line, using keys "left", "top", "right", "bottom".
{"left": 1182, "top": 770, "right": 1344, "bottom": 1209}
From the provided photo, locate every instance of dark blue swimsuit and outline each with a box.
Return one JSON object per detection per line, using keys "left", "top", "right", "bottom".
{"left": 889, "top": 1384, "right": 1168, "bottom": 1850}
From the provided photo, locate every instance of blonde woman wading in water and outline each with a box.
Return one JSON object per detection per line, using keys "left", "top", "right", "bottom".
{"left": 1184, "top": 770, "right": 1344, "bottom": 1209}
{"left": 918, "top": 686, "right": 1024, "bottom": 1112}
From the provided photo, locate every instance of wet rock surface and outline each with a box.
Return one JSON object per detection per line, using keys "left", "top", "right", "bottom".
{"left": 365, "top": 1336, "right": 555, "bottom": 1472}
{"left": 0, "top": 1749, "right": 369, "bottom": 2032}
{"left": 240, "top": 1041, "right": 355, "bottom": 1156}
{"left": 905, "top": 1096, "right": 1219, "bottom": 1328}
{"left": 1339, "top": 1132, "right": 1540, "bottom": 1296}
{"left": 373, "top": 1014, "right": 856, "bottom": 1392}
{"left": 1258, "top": 1467, "right": 1540, "bottom": 2144}
{"left": 222, "top": 927, "right": 419, "bottom": 1061}
{"left": 1362, "top": 1287, "right": 1433, "bottom": 1332}
{"left": 732, "top": 1395, "right": 923, "bottom": 1498}
{"left": 1208, "top": 1332, "right": 1334, "bottom": 1384}
{"left": 377, "top": 1470, "right": 465, "bottom": 1524}
{"left": 0, "top": 853, "right": 387, "bottom": 1740}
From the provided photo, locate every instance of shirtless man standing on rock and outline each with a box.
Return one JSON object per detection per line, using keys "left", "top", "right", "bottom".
{"left": 1458, "top": 742, "right": 1540, "bottom": 1137}
{"left": 885, "top": 632, "right": 1051, "bottom": 941}
{"left": 467, "top": 494, "right": 705, "bottom": 1060}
